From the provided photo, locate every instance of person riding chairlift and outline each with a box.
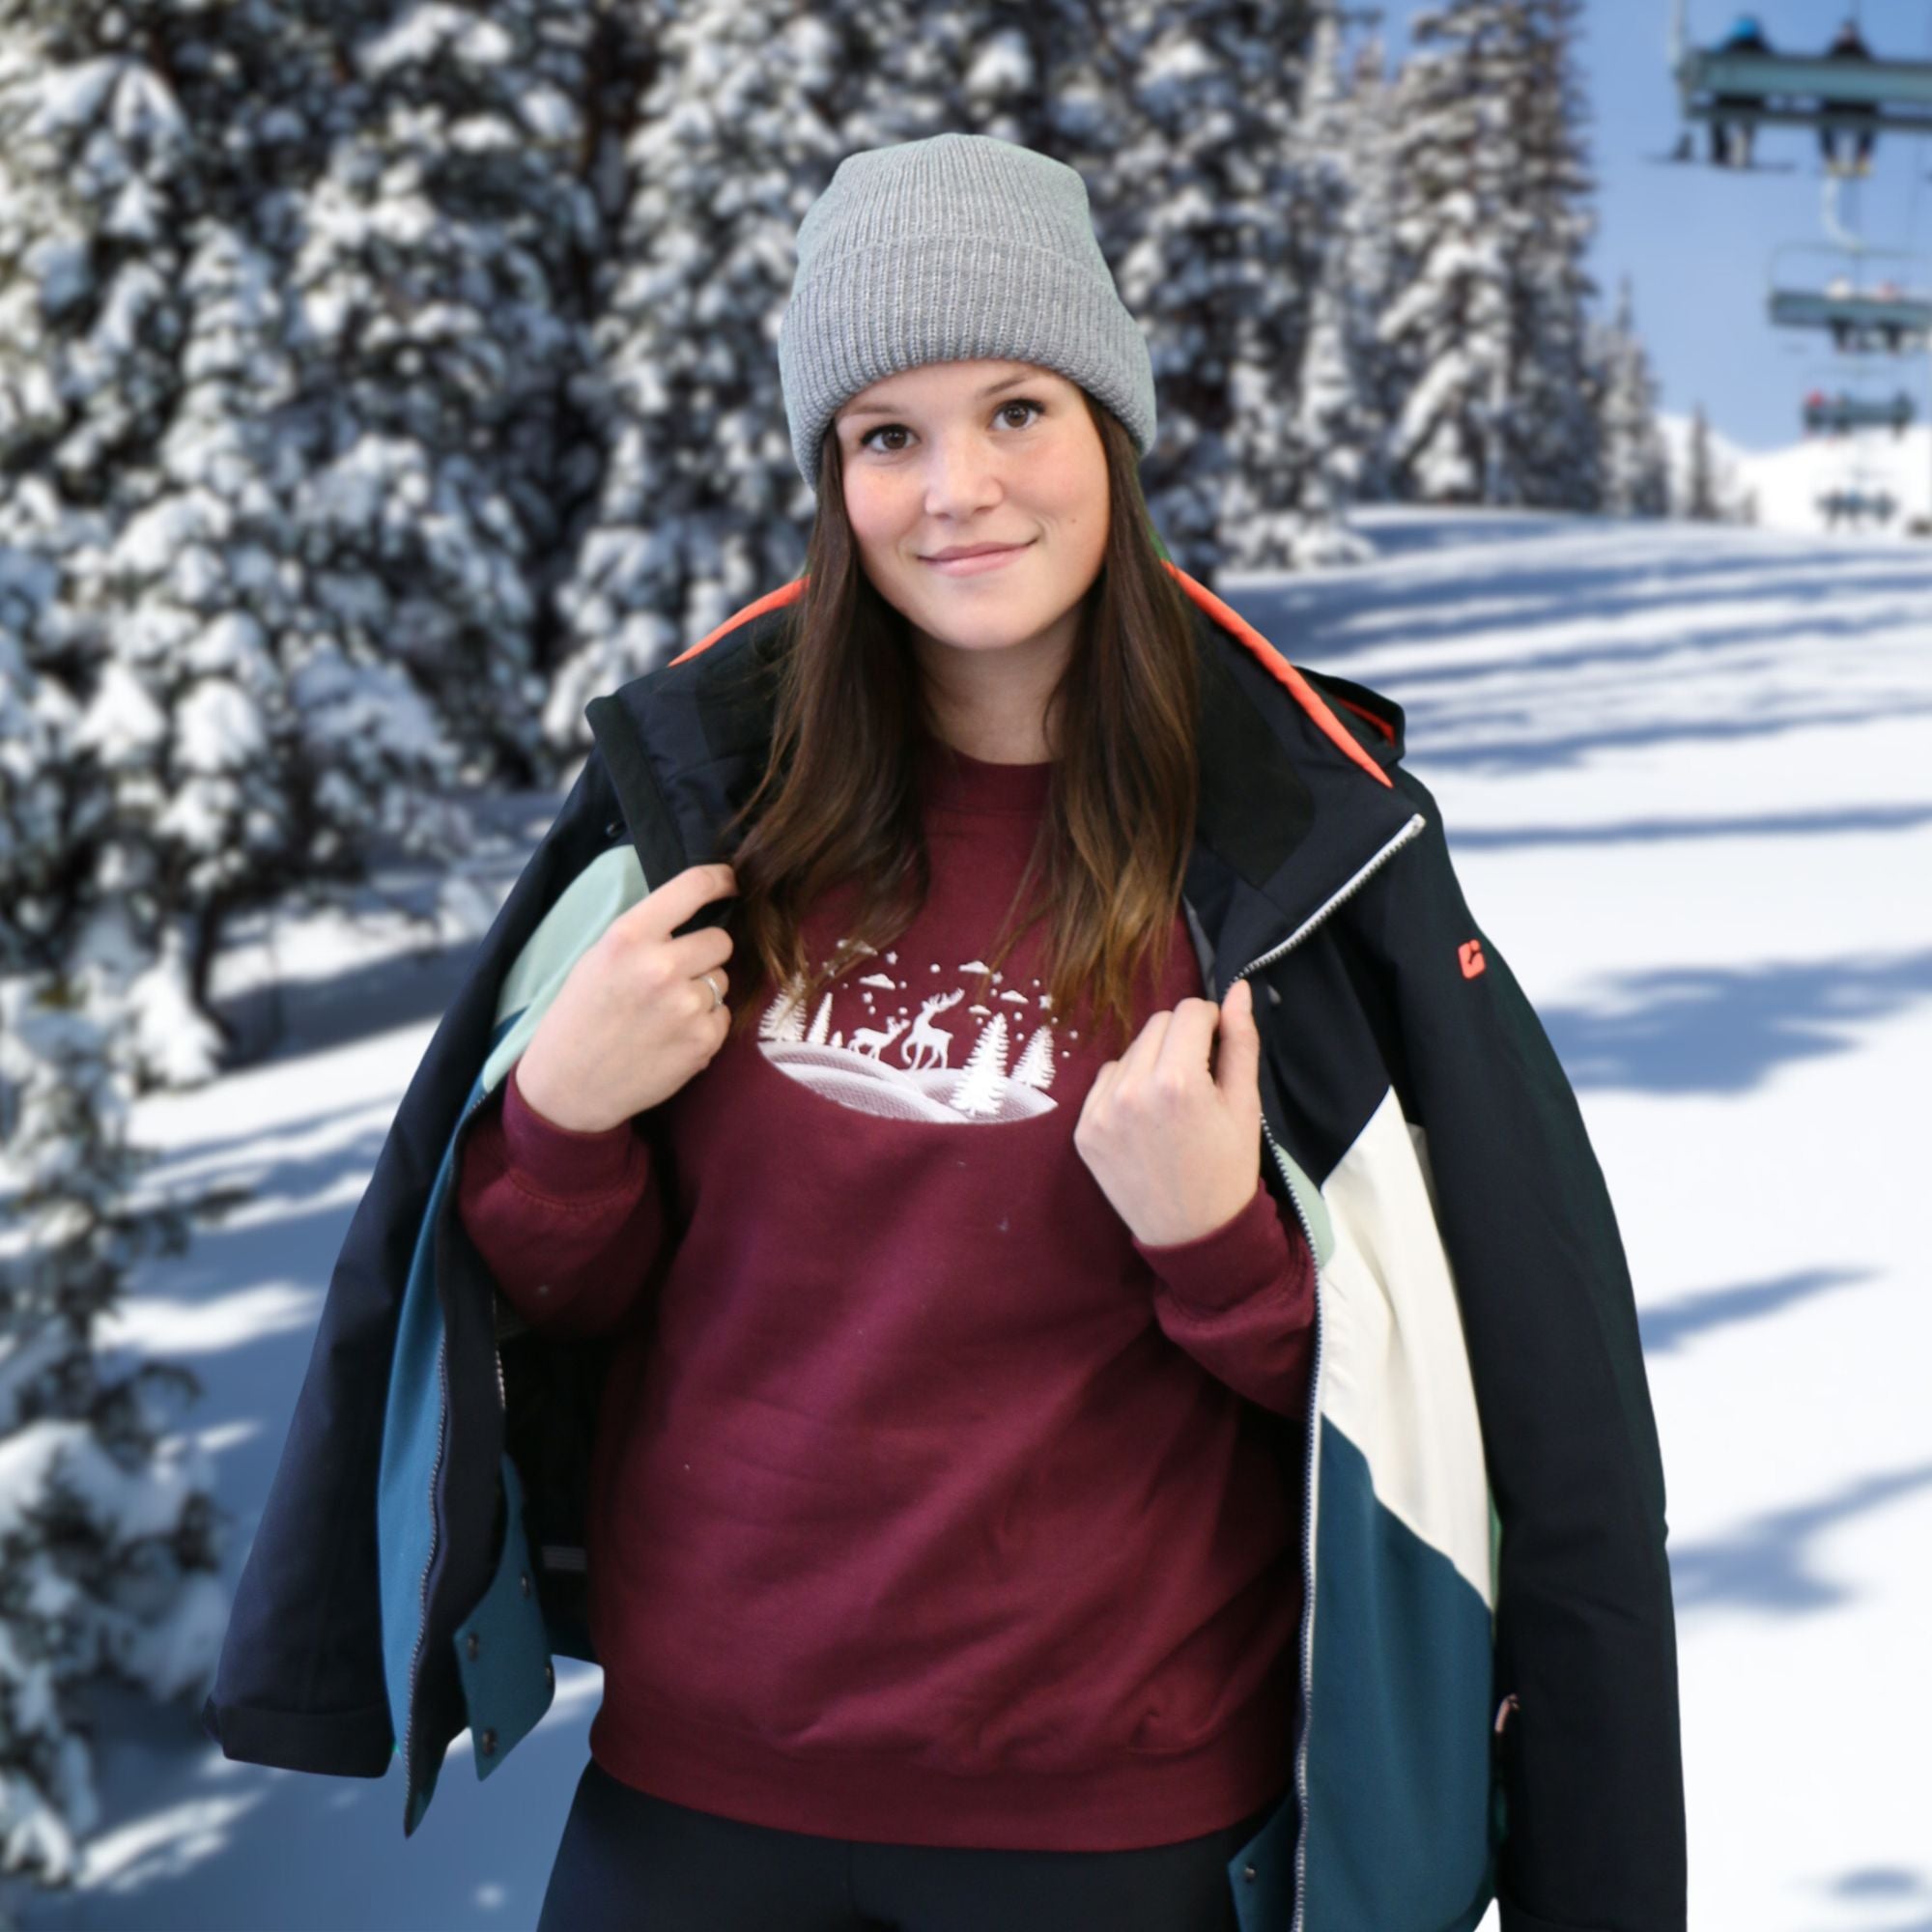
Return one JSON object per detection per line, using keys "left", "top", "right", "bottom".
{"left": 1710, "top": 14, "right": 1774, "bottom": 168}
{"left": 1869, "top": 278, "right": 1915, "bottom": 350}
{"left": 1818, "top": 20, "right": 1879, "bottom": 175}
{"left": 1803, "top": 387, "right": 1849, "bottom": 437}
{"left": 1822, "top": 275, "right": 1855, "bottom": 352}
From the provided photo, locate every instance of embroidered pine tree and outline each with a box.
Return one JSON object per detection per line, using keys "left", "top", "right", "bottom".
{"left": 806, "top": 993, "right": 835, "bottom": 1044}
{"left": 1010, "top": 1024, "right": 1057, "bottom": 1093}
{"left": 758, "top": 987, "right": 809, "bottom": 1041}
{"left": 948, "top": 1012, "right": 1009, "bottom": 1117}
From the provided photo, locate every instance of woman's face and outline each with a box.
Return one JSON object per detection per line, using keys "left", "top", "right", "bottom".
{"left": 834, "top": 357, "right": 1110, "bottom": 709}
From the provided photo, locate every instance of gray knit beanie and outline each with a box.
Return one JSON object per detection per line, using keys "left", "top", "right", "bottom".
{"left": 778, "top": 132, "right": 1156, "bottom": 492}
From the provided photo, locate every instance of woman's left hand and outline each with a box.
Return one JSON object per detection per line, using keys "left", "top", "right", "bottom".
{"left": 1073, "top": 977, "right": 1264, "bottom": 1247}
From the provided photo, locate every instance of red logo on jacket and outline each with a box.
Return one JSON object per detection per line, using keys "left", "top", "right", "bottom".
{"left": 1459, "top": 939, "right": 1487, "bottom": 979}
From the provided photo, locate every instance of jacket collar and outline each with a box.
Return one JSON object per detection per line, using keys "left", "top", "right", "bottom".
{"left": 584, "top": 567, "right": 1419, "bottom": 996}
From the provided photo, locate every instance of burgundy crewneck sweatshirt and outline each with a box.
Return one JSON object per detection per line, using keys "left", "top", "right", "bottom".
{"left": 456, "top": 739, "right": 1317, "bottom": 1851}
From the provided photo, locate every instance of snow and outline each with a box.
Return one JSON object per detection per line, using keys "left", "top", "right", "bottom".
{"left": 71, "top": 664, "right": 167, "bottom": 767}
{"left": 21, "top": 60, "right": 125, "bottom": 142}
{"left": 14, "top": 508, "right": 1932, "bottom": 1930}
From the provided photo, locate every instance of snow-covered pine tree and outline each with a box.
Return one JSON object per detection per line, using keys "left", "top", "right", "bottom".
{"left": 0, "top": 1, "right": 520, "bottom": 1091}
{"left": 1591, "top": 274, "right": 1671, "bottom": 517}
{"left": 0, "top": 962, "right": 230, "bottom": 1916}
{"left": 291, "top": 0, "right": 604, "bottom": 790}
{"left": 1684, "top": 403, "right": 1719, "bottom": 519}
{"left": 541, "top": 0, "right": 846, "bottom": 746}
{"left": 1498, "top": 0, "right": 1601, "bottom": 509}
{"left": 0, "top": 622, "right": 69, "bottom": 978}
{"left": 1337, "top": 33, "right": 1405, "bottom": 503}
{"left": 1076, "top": 0, "right": 1316, "bottom": 582}
{"left": 0, "top": 5, "right": 269, "bottom": 1090}
{"left": 0, "top": 14, "right": 301, "bottom": 1898}
{"left": 1666, "top": 402, "right": 1755, "bottom": 522}
{"left": 1222, "top": 7, "right": 1373, "bottom": 568}
{"left": 0, "top": 6, "right": 540, "bottom": 1896}
{"left": 1378, "top": 1, "right": 1519, "bottom": 504}
{"left": 1, "top": 588, "right": 240, "bottom": 1919}
{"left": 1376, "top": 0, "right": 1604, "bottom": 509}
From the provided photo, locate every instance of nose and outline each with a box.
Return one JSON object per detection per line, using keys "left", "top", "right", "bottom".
{"left": 921, "top": 434, "right": 1004, "bottom": 518}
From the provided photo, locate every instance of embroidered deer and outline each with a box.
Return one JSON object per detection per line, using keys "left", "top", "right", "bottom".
{"left": 847, "top": 1014, "right": 909, "bottom": 1060}
{"left": 899, "top": 988, "right": 965, "bottom": 1069}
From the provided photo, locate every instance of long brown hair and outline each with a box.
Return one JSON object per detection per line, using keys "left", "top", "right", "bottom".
{"left": 717, "top": 389, "right": 1202, "bottom": 1063}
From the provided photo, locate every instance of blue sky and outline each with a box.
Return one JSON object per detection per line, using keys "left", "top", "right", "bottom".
{"left": 1380, "top": 1, "right": 1932, "bottom": 452}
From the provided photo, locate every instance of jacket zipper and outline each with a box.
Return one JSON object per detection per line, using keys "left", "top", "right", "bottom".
{"left": 1219, "top": 810, "right": 1425, "bottom": 1932}
{"left": 401, "top": 1083, "right": 496, "bottom": 1792}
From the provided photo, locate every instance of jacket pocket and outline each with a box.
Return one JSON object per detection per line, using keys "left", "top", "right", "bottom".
{"left": 1490, "top": 1689, "right": 1520, "bottom": 1848}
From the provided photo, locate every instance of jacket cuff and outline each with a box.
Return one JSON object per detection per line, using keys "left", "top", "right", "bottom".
{"left": 200, "top": 1690, "right": 394, "bottom": 1778}
{"left": 1130, "top": 1177, "right": 1296, "bottom": 1311}
{"left": 502, "top": 1057, "right": 639, "bottom": 1197}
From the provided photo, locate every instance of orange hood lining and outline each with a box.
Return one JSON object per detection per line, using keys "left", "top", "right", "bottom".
{"left": 668, "top": 561, "right": 1392, "bottom": 790}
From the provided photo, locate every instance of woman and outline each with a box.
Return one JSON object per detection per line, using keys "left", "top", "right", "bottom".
{"left": 468, "top": 132, "right": 1310, "bottom": 1932}
{"left": 201, "top": 134, "right": 1686, "bottom": 1932}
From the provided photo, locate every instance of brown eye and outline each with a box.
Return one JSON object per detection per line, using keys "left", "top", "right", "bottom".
{"left": 857, "top": 398, "right": 1045, "bottom": 455}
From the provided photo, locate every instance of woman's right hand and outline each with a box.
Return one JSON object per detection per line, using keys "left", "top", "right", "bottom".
{"left": 514, "top": 862, "right": 739, "bottom": 1132}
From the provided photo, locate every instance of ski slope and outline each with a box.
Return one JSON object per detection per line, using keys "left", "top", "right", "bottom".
{"left": 14, "top": 506, "right": 1932, "bottom": 1932}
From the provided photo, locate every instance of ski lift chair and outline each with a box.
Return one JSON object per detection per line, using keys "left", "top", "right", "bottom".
{"left": 1802, "top": 389, "right": 1917, "bottom": 437}
{"left": 1769, "top": 243, "right": 1932, "bottom": 353}
{"left": 1671, "top": 2, "right": 1932, "bottom": 168}
{"left": 1815, "top": 486, "right": 1900, "bottom": 526}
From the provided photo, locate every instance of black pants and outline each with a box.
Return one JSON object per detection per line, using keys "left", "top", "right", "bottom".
{"left": 535, "top": 1758, "right": 1285, "bottom": 1932}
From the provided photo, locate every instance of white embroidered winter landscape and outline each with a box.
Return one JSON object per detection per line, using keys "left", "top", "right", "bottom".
{"left": 756, "top": 956, "right": 1064, "bottom": 1122}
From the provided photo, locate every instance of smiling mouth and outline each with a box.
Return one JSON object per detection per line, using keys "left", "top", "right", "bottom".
{"left": 922, "top": 542, "right": 1035, "bottom": 574}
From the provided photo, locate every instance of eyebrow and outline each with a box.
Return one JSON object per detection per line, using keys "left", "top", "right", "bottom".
{"left": 838, "top": 371, "right": 1041, "bottom": 423}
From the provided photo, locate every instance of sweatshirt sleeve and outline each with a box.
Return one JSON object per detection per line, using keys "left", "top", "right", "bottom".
{"left": 1132, "top": 1177, "right": 1317, "bottom": 1419}
{"left": 455, "top": 1055, "right": 669, "bottom": 1338}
